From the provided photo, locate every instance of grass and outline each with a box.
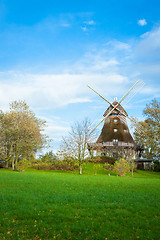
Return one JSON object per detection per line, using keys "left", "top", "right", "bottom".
{"left": 0, "top": 165, "right": 160, "bottom": 240}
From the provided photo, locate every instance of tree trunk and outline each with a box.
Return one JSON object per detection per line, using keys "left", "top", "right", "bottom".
{"left": 5, "top": 161, "right": 9, "bottom": 169}
{"left": 131, "top": 167, "right": 133, "bottom": 177}
{"left": 12, "top": 159, "right": 15, "bottom": 170}
{"left": 79, "top": 165, "right": 82, "bottom": 175}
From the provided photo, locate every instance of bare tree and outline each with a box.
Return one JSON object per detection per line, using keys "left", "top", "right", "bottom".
{"left": 59, "top": 118, "right": 96, "bottom": 174}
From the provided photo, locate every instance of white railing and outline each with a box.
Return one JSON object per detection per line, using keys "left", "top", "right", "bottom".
{"left": 88, "top": 142, "right": 135, "bottom": 148}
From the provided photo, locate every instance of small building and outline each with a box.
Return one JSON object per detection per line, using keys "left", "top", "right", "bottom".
{"left": 135, "top": 158, "right": 154, "bottom": 170}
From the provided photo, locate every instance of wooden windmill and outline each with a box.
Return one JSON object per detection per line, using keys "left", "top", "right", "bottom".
{"left": 87, "top": 80, "right": 143, "bottom": 160}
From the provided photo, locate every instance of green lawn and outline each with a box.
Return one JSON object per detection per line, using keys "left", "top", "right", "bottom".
{"left": 0, "top": 166, "right": 160, "bottom": 240}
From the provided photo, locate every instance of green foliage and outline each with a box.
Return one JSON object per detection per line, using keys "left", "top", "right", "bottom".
{"left": 87, "top": 155, "right": 116, "bottom": 164}
{"left": 0, "top": 100, "right": 48, "bottom": 170}
{"left": 113, "top": 158, "right": 131, "bottom": 176}
{"left": 154, "top": 160, "right": 160, "bottom": 172}
{"left": 104, "top": 163, "right": 114, "bottom": 171}
{"left": 15, "top": 158, "right": 30, "bottom": 172}
{"left": 93, "top": 163, "right": 101, "bottom": 175}
{"left": 39, "top": 151, "right": 57, "bottom": 163}
{"left": 0, "top": 169, "right": 159, "bottom": 239}
{"left": 134, "top": 99, "right": 160, "bottom": 159}
{"left": 31, "top": 158, "right": 79, "bottom": 171}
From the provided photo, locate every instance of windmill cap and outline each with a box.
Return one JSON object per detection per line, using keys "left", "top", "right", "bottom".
{"left": 103, "top": 101, "right": 128, "bottom": 117}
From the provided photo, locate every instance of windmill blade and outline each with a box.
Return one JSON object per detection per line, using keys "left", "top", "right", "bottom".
{"left": 89, "top": 105, "right": 116, "bottom": 135}
{"left": 87, "top": 85, "right": 112, "bottom": 105}
{"left": 89, "top": 80, "right": 142, "bottom": 134}
{"left": 118, "top": 80, "right": 142, "bottom": 105}
{"left": 125, "top": 115, "right": 138, "bottom": 125}
{"left": 123, "top": 81, "right": 145, "bottom": 107}
{"left": 88, "top": 84, "right": 122, "bottom": 116}
{"left": 88, "top": 81, "right": 143, "bottom": 117}
{"left": 88, "top": 85, "right": 126, "bottom": 118}
{"left": 126, "top": 116, "right": 145, "bottom": 133}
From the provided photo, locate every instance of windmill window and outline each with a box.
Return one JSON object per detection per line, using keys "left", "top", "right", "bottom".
{"left": 124, "top": 129, "right": 127, "bottom": 133}
{"left": 113, "top": 139, "right": 118, "bottom": 145}
{"left": 114, "top": 119, "right": 118, "bottom": 123}
{"left": 114, "top": 129, "right": 118, "bottom": 132}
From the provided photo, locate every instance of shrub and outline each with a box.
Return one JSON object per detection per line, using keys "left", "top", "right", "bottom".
{"left": 86, "top": 156, "right": 116, "bottom": 164}
{"left": 15, "top": 158, "right": 30, "bottom": 172}
{"left": 93, "top": 164, "right": 101, "bottom": 175}
{"left": 31, "top": 158, "right": 79, "bottom": 171}
{"left": 104, "top": 163, "right": 114, "bottom": 171}
{"left": 50, "top": 159, "right": 79, "bottom": 171}
{"left": 39, "top": 151, "right": 57, "bottom": 163}
{"left": 154, "top": 160, "right": 160, "bottom": 172}
{"left": 113, "top": 158, "right": 130, "bottom": 176}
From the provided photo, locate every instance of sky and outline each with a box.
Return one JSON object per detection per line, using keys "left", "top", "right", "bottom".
{"left": 0, "top": 0, "right": 160, "bottom": 153}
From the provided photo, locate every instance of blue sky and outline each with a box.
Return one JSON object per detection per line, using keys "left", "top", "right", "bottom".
{"left": 0, "top": 0, "right": 160, "bottom": 152}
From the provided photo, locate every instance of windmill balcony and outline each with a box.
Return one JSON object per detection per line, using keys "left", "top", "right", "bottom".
{"left": 88, "top": 142, "right": 135, "bottom": 148}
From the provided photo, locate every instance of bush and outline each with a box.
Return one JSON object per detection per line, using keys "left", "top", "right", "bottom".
{"left": 113, "top": 158, "right": 130, "bottom": 176}
{"left": 104, "top": 163, "right": 114, "bottom": 171}
{"left": 15, "top": 158, "right": 30, "bottom": 172}
{"left": 39, "top": 151, "right": 57, "bottom": 163}
{"left": 31, "top": 158, "right": 79, "bottom": 171}
{"left": 93, "top": 164, "right": 101, "bottom": 175}
{"left": 154, "top": 160, "right": 160, "bottom": 172}
{"left": 86, "top": 156, "right": 116, "bottom": 164}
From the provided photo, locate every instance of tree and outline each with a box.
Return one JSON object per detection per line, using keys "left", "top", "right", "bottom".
{"left": 129, "top": 158, "right": 136, "bottom": 177}
{"left": 39, "top": 151, "right": 57, "bottom": 163}
{"left": 59, "top": 119, "right": 96, "bottom": 174}
{"left": 133, "top": 99, "right": 160, "bottom": 159}
{"left": 0, "top": 100, "right": 48, "bottom": 170}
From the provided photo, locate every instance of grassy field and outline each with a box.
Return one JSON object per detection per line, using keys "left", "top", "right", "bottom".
{"left": 0, "top": 164, "right": 160, "bottom": 240}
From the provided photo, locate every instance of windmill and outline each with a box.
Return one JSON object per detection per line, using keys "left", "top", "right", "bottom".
{"left": 87, "top": 80, "right": 144, "bottom": 160}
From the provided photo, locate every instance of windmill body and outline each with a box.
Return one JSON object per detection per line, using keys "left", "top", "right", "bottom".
{"left": 87, "top": 81, "right": 143, "bottom": 160}
{"left": 89, "top": 99, "right": 135, "bottom": 160}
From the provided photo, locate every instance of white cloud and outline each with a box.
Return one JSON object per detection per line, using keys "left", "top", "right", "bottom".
{"left": 81, "top": 19, "right": 95, "bottom": 32}
{"left": 60, "top": 23, "right": 71, "bottom": 27}
{"left": 138, "top": 19, "right": 147, "bottom": 26}
{"left": 141, "top": 86, "right": 160, "bottom": 95}
{"left": 136, "top": 27, "right": 160, "bottom": 59}
{"left": 140, "top": 31, "right": 149, "bottom": 38}
{"left": 84, "top": 20, "right": 95, "bottom": 25}
{"left": 0, "top": 71, "right": 129, "bottom": 112}
{"left": 133, "top": 27, "right": 160, "bottom": 85}
{"left": 81, "top": 26, "right": 87, "bottom": 32}
{"left": 46, "top": 124, "right": 70, "bottom": 138}
{"left": 105, "top": 40, "right": 131, "bottom": 51}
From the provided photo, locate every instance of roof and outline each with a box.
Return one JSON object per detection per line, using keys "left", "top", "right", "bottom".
{"left": 103, "top": 101, "right": 128, "bottom": 117}
{"left": 135, "top": 159, "right": 154, "bottom": 162}
{"left": 97, "top": 101, "right": 134, "bottom": 144}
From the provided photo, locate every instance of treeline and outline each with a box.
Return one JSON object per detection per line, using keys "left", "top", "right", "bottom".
{"left": 0, "top": 99, "right": 159, "bottom": 173}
